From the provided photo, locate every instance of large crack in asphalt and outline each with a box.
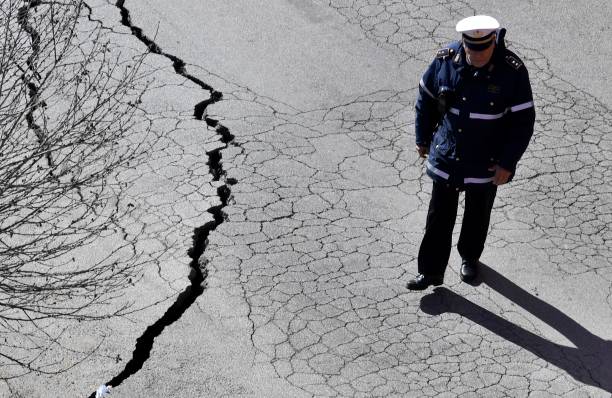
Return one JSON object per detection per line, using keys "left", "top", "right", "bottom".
{"left": 17, "top": 0, "right": 56, "bottom": 170}
{"left": 86, "top": 1, "right": 238, "bottom": 395}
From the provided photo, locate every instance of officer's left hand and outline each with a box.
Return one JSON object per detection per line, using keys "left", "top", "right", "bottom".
{"left": 488, "top": 164, "right": 512, "bottom": 185}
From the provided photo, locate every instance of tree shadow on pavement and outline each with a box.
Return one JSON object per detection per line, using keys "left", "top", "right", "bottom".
{"left": 419, "top": 263, "right": 612, "bottom": 394}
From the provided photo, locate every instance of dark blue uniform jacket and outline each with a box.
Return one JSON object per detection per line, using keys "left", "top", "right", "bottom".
{"left": 415, "top": 39, "right": 535, "bottom": 187}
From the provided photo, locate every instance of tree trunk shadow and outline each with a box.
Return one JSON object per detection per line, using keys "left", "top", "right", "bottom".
{"left": 419, "top": 263, "right": 612, "bottom": 393}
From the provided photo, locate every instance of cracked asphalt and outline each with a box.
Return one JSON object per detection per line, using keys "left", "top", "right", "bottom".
{"left": 6, "top": 0, "right": 612, "bottom": 397}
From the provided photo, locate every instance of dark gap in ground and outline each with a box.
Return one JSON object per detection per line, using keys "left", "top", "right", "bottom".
{"left": 87, "top": 1, "right": 239, "bottom": 396}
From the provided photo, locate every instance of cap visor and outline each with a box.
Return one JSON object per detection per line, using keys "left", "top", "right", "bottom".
{"left": 464, "top": 40, "right": 494, "bottom": 51}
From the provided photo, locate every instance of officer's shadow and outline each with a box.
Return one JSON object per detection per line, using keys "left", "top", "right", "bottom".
{"left": 420, "top": 263, "right": 612, "bottom": 393}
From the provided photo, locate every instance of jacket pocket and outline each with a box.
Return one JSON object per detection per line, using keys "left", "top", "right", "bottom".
{"left": 432, "top": 131, "right": 454, "bottom": 157}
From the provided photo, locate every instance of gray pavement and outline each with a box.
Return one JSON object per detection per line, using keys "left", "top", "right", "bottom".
{"left": 5, "top": 0, "right": 612, "bottom": 397}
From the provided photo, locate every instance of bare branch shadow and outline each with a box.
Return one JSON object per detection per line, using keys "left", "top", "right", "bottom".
{"left": 419, "top": 263, "right": 612, "bottom": 393}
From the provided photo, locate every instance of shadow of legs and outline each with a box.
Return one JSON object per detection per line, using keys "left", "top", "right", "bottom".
{"left": 420, "top": 286, "right": 612, "bottom": 393}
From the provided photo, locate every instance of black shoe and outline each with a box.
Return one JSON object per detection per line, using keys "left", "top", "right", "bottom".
{"left": 406, "top": 274, "right": 443, "bottom": 290}
{"left": 460, "top": 259, "right": 479, "bottom": 282}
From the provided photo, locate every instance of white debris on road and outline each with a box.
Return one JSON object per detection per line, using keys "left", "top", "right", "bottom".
{"left": 96, "top": 385, "right": 112, "bottom": 397}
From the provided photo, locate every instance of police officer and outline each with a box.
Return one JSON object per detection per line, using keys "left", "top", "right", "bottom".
{"left": 407, "top": 15, "right": 536, "bottom": 290}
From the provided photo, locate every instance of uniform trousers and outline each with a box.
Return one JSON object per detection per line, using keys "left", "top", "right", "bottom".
{"left": 418, "top": 180, "right": 497, "bottom": 276}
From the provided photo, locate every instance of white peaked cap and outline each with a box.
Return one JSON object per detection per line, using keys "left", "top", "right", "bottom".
{"left": 456, "top": 15, "right": 500, "bottom": 38}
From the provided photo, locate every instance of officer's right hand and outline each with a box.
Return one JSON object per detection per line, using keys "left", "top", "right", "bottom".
{"left": 416, "top": 145, "right": 428, "bottom": 158}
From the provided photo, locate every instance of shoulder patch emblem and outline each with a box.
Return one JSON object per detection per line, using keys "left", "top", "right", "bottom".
{"left": 505, "top": 55, "right": 523, "bottom": 70}
{"left": 436, "top": 48, "right": 455, "bottom": 59}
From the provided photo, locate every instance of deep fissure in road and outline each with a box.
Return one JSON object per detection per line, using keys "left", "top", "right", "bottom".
{"left": 87, "top": 1, "right": 238, "bottom": 395}
{"left": 18, "top": 1, "right": 56, "bottom": 169}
